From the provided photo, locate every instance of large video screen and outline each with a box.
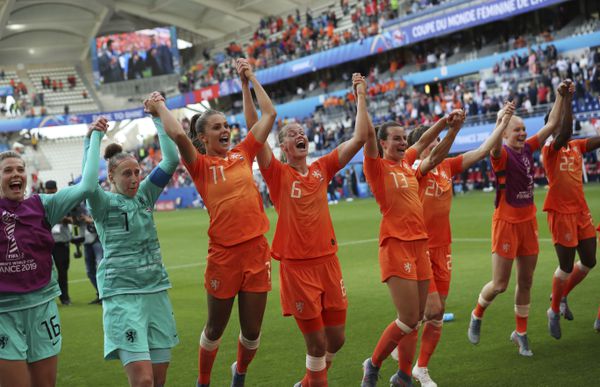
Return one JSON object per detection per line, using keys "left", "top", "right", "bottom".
{"left": 91, "top": 27, "right": 179, "bottom": 84}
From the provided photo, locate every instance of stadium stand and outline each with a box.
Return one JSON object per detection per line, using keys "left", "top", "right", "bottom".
{"left": 27, "top": 67, "right": 99, "bottom": 115}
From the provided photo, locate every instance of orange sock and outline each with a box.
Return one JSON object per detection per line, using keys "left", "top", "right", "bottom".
{"left": 473, "top": 303, "right": 486, "bottom": 319}
{"left": 236, "top": 334, "right": 260, "bottom": 374}
{"left": 515, "top": 316, "right": 528, "bottom": 334}
{"left": 515, "top": 304, "right": 529, "bottom": 334}
{"left": 473, "top": 294, "right": 491, "bottom": 319}
{"left": 305, "top": 354, "right": 327, "bottom": 387}
{"left": 198, "top": 331, "right": 220, "bottom": 385}
{"left": 371, "top": 320, "right": 412, "bottom": 367}
{"left": 551, "top": 268, "right": 569, "bottom": 313}
{"left": 563, "top": 262, "right": 590, "bottom": 297}
{"left": 398, "top": 328, "right": 418, "bottom": 375}
{"left": 417, "top": 320, "right": 443, "bottom": 368}
{"left": 301, "top": 373, "right": 309, "bottom": 386}
{"left": 198, "top": 347, "right": 219, "bottom": 384}
{"left": 306, "top": 369, "right": 328, "bottom": 387}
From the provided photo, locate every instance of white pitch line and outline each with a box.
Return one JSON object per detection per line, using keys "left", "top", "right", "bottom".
{"left": 67, "top": 237, "right": 553, "bottom": 284}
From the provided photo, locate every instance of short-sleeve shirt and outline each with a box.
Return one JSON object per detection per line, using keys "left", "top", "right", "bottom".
{"left": 491, "top": 136, "right": 540, "bottom": 223}
{"left": 542, "top": 139, "right": 588, "bottom": 214}
{"left": 183, "top": 132, "right": 269, "bottom": 247}
{"left": 414, "top": 155, "right": 463, "bottom": 248}
{"left": 363, "top": 147, "right": 428, "bottom": 245}
{"left": 260, "top": 149, "right": 340, "bottom": 260}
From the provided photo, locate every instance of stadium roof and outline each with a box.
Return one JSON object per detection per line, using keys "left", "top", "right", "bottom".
{"left": 0, "top": 0, "right": 307, "bottom": 65}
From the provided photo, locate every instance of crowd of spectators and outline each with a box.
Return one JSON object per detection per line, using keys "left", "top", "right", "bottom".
{"left": 304, "top": 46, "right": 600, "bottom": 142}
{"left": 180, "top": 0, "right": 410, "bottom": 92}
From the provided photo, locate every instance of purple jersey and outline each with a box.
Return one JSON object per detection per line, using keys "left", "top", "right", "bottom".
{"left": 0, "top": 195, "right": 55, "bottom": 293}
{"left": 494, "top": 143, "right": 535, "bottom": 209}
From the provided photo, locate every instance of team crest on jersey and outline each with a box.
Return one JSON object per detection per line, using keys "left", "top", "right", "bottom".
{"left": 564, "top": 233, "right": 572, "bottom": 242}
{"left": 502, "top": 243, "right": 511, "bottom": 253}
{"left": 296, "top": 301, "right": 304, "bottom": 313}
{"left": 125, "top": 329, "right": 137, "bottom": 343}
{"left": 312, "top": 170, "right": 324, "bottom": 181}
{"left": 210, "top": 279, "right": 220, "bottom": 291}
{"left": 403, "top": 262, "right": 412, "bottom": 273}
{"left": 229, "top": 153, "right": 243, "bottom": 161}
{"left": 0, "top": 334, "right": 8, "bottom": 349}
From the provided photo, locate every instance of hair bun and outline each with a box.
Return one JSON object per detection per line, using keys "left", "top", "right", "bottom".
{"left": 104, "top": 143, "right": 123, "bottom": 160}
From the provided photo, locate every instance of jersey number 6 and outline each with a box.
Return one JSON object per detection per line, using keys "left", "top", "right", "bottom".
{"left": 291, "top": 181, "right": 302, "bottom": 198}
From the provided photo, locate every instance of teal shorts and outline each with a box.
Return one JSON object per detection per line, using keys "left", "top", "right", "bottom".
{"left": 103, "top": 291, "right": 179, "bottom": 361}
{"left": 0, "top": 300, "right": 61, "bottom": 362}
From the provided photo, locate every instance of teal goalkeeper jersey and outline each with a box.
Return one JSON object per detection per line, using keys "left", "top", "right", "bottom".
{"left": 87, "top": 118, "right": 179, "bottom": 299}
{"left": 0, "top": 131, "right": 102, "bottom": 313}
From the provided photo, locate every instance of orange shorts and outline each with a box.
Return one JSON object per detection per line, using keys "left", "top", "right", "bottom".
{"left": 379, "top": 238, "right": 432, "bottom": 282}
{"left": 427, "top": 245, "right": 452, "bottom": 296}
{"left": 547, "top": 211, "right": 596, "bottom": 247}
{"left": 491, "top": 217, "right": 539, "bottom": 259}
{"left": 204, "top": 235, "right": 271, "bottom": 299}
{"left": 279, "top": 254, "right": 348, "bottom": 320}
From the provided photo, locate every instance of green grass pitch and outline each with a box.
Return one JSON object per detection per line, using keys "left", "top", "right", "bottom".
{"left": 57, "top": 185, "right": 600, "bottom": 386}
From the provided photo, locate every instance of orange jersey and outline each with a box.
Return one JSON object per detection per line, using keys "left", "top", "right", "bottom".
{"left": 414, "top": 155, "right": 463, "bottom": 248}
{"left": 364, "top": 147, "right": 428, "bottom": 245}
{"left": 260, "top": 149, "right": 341, "bottom": 260}
{"left": 183, "top": 132, "right": 269, "bottom": 246}
{"left": 491, "top": 136, "right": 540, "bottom": 223}
{"left": 542, "top": 139, "right": 589, "bottom": 214}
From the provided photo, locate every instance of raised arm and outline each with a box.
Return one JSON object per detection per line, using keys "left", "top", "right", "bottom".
{"left": 552, "top": 81, "right": 574, "bottom": 150}
{"left": 419, "top": 110, "right": 464, "bottom": 175}
{"left": 238, "top": 59, "right": 277, "bottom": 144}
{"left": 42, "top": 124, "right": 104, "bottom": 225}
{"left": 364, "top": 89, "right": 379, "bottom": 159}
{"left": 536, "top": 80, "right": 568, "bottom": 144}
{"left": 462, "top": 101, "right": 515, "bottom": 170}
{"left": 237, "top": 59, "right": 259, "bottom": 130}
{"left": 409, "top": 114, "right": 450, "bottom": 156}
{"left": 145, "top": 95, "right": 179, "bottom": 175}
{"left": 149, "top": 92, "right": 197, "bottom": 165}
{"left": 337, "top": 73, "right": 370, "bottom": 167}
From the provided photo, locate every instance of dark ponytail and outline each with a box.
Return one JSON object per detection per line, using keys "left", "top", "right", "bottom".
{"left": 189, "top": 109, "right": 222, "bottom": 154}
